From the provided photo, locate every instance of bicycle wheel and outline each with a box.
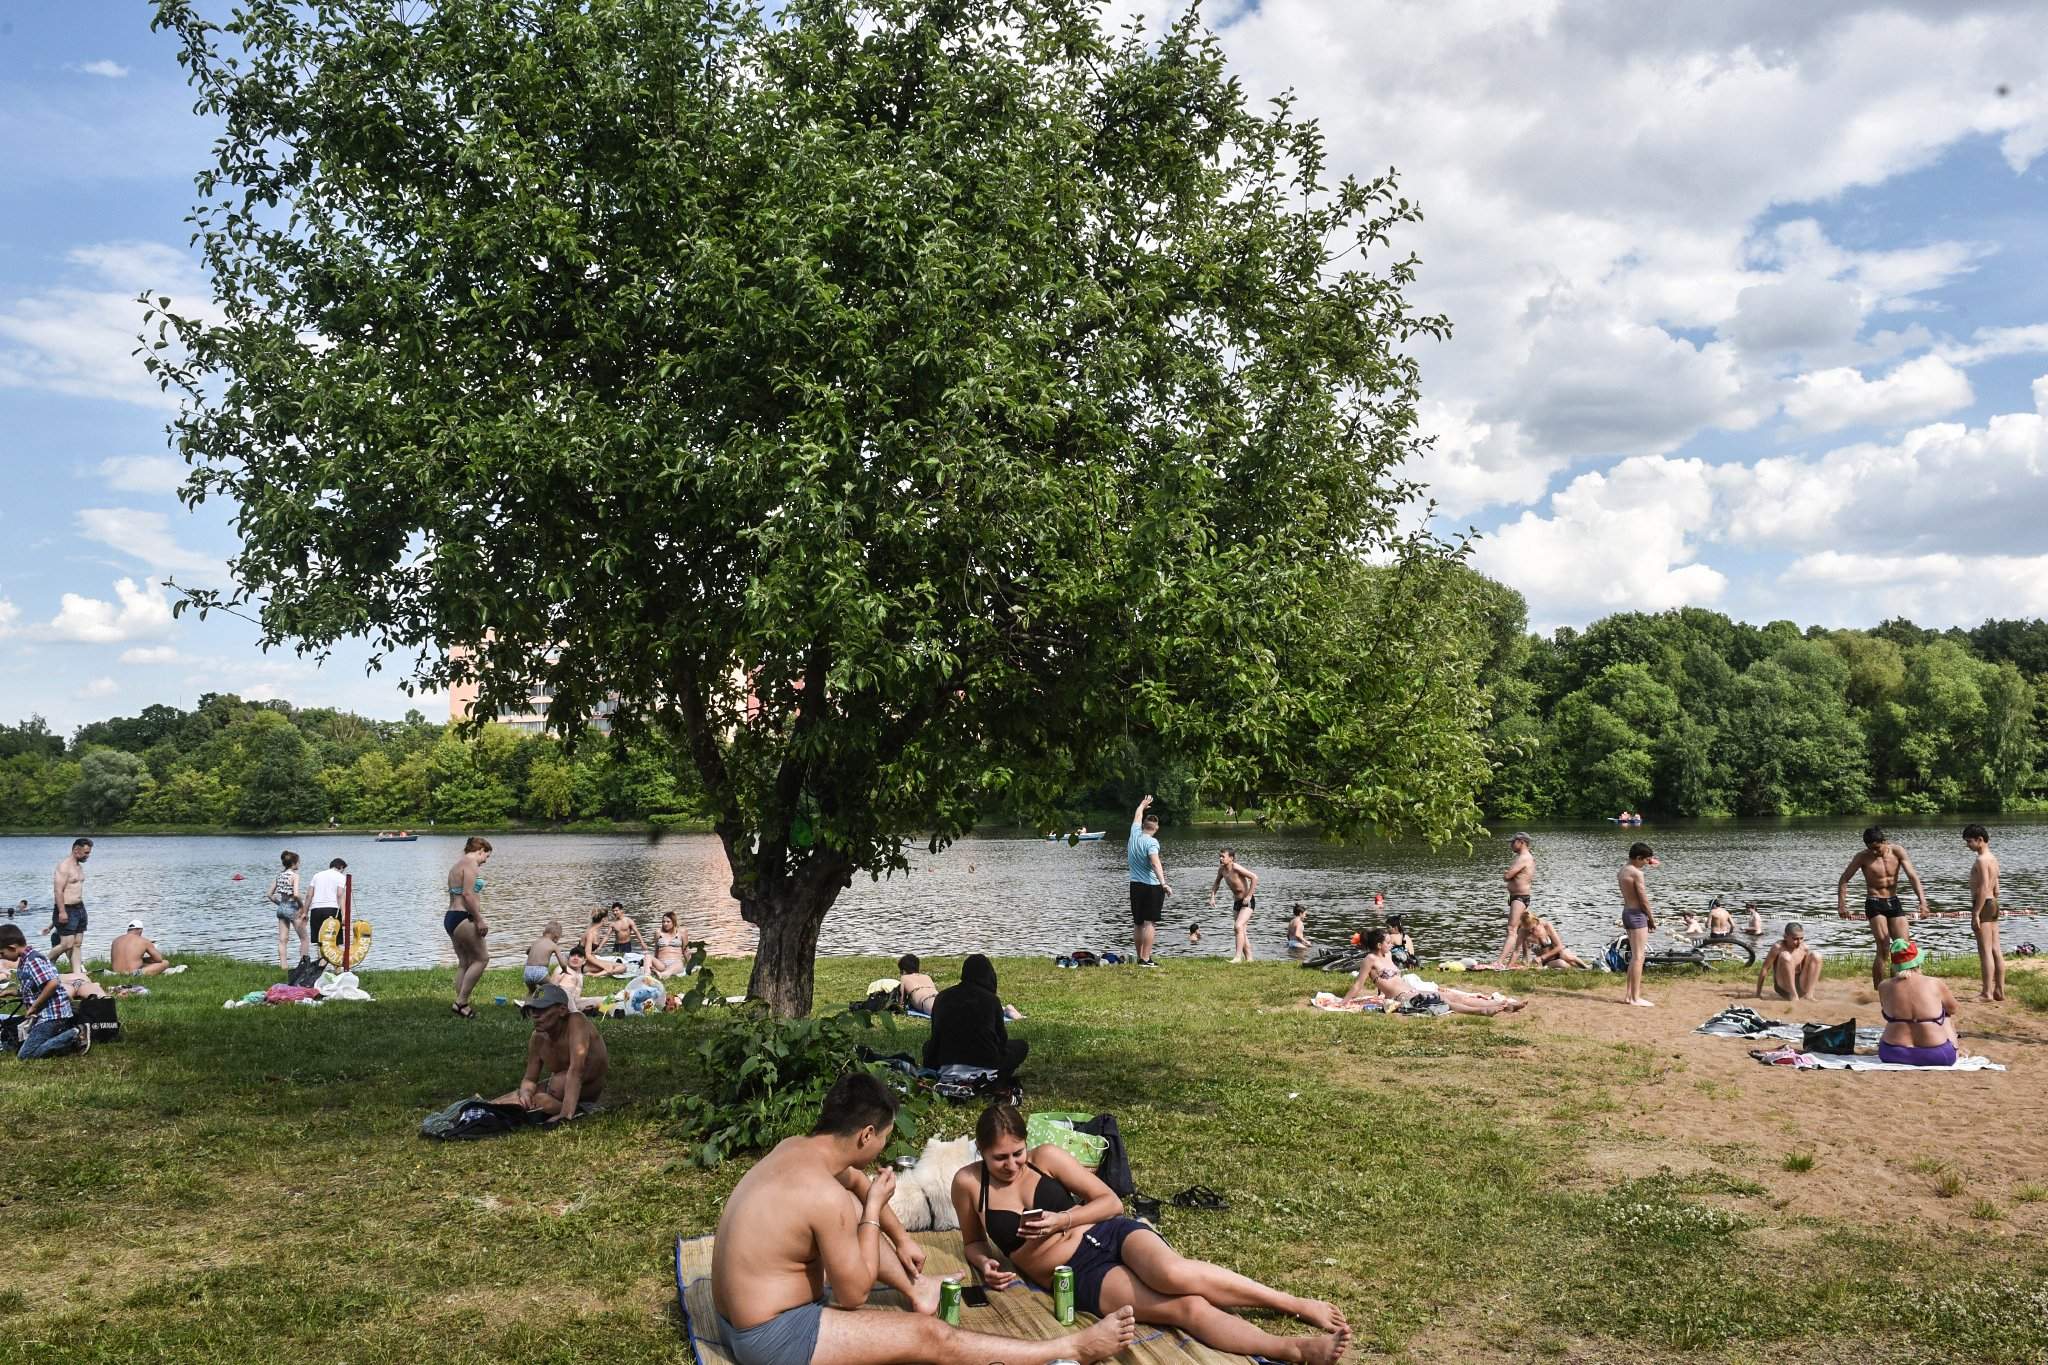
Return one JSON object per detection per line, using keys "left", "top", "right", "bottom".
{"left": 1696, "top": 934, "right": 1757, "bottom": 967}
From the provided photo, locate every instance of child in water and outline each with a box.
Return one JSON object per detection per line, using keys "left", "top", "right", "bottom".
{"left": 1286, "top": 904, "right": 1309, "bottom": 950}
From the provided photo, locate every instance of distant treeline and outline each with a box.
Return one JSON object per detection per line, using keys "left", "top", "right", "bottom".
{"left": 1474, "top": 598, "right": 2045, "bottom": 820}
{"left": 0, "top": 695, "right": 708, "bottom": 831}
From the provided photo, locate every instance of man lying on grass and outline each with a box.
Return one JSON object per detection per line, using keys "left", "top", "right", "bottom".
{"left": 710, "top": 1072, "right": 1138, "bottom": 1365}
{"left": 491, "top": 984, "right": 605, "bottom": 1121}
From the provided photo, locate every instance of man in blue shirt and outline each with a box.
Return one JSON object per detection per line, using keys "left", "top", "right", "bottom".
{"left": 2, "top": 923, "right": 88, "bottom": 1059}
{"left": 1126, "top": 795, "right": 1172, "bottom": 967}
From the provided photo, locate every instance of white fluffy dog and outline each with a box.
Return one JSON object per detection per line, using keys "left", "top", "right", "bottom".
{"left": 887, "top": 1134, "right": 979, "bottom": 1232}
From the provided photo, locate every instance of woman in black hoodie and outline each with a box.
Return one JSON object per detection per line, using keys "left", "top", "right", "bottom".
{"left": 923, "top": 954, "right": 1027, "bottom": 1074}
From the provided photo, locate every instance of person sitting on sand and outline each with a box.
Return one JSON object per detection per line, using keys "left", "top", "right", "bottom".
{"left": 650, "top": 911, "right": 693, "bottom": 979}
{"left": 1286, "top": 904, "right": 1309, "bottom": 951}
{"left": 1341, "top": 929, "right": 1524, "bottom": 1015}
{"left": 924, "top": 955, "right": 1027, "bottom": 1074}
{"left": 711, "top": 1073, "right": 1139, "bottom": 1365}
{"left": 578, "top": 908, "right": 624, "bottom": 977}
{"left": 952, "top": 1102, "right": 1348, "bottom": 1364}
{"left": 109, "top": 920, "right": 176, "bottom": 976}
{"left": 894, "top": 953, "right": 938, "bottom": 1013}
{"left": 492, "top": 984, "right": 607, "bottom": 1120}
{"left": 524, "top": 921, "right": 572, "bottom": 995}
{"left": 1754, "top": 922, "right": 1822, "bottom": 1002}
{"left": 1523, "top": 914, "right": 1585, "bottom": 969}
{"left": 1876, "top": 939, "right": 1963, "bottom": 1067}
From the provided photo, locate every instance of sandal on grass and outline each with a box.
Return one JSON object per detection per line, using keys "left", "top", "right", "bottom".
{"left": 451, "top": 1003, "right": 477, "bottom": 1019}
{"left": 1169, "top": 1184, "right": 1230, "bottom": 1211}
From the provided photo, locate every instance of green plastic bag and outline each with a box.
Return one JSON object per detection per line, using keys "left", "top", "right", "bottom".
{"left": 1026, "top": 1111, "right": 1107, "bottom": 1167}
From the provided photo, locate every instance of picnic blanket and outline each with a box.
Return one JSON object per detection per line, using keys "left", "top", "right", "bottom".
{"left": 673, "top": 1230, "right": 1256, "bottom": 1365}
{"left": 1749, "top": 1046, "right": 2005, "bottom": 1073}
{"left": 1309, "top": 992, "right": 1387, "bottom": 1013}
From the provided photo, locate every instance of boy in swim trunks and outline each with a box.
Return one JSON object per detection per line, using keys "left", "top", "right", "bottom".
{"left": 1754, "top": 922, "right": 1822, "bottom": 1002}
{"left": 1963, "top": 823, "right": 2004, "bottom": 1002}
{"left": 1208, "top": 848, "right": 1259, "bottom": 963}
{"left": 1126, "top": 795, "right": 1171, "bottom": 967}
{"left": 1618, "top": 842, "right": 1658, "bottom": 1008}
{"left": 1836, "top": 826, "right": 1927, "bottom": 989}
{"left": 524, "top": 921, "right": 572, "bottom": 996}
{"left": 710, "top": 1073, "right": 1136, "bottom": 1365}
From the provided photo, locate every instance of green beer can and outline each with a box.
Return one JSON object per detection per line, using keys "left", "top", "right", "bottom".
{"left": 1052, "top": 1265, "right": 1076, "bottom": 1325}
{"left": 939, "top": 1277, "right": 962, "bottom": 1325}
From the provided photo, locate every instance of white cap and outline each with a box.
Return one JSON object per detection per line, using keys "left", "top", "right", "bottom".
{"left": 127, "top": 919, "right": 145, "bottom": 930}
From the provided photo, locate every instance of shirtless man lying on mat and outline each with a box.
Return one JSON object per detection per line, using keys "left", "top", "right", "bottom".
{"left": 710, "top": 1072, "right": 1137, "bottom": 1365}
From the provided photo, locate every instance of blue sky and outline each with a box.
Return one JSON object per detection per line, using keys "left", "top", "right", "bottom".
{"left": 4, "top": 2, "right": 2047, "bottom": 734}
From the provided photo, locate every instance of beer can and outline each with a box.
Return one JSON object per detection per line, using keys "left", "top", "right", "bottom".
{"left": 1052, "top": 1265, "right": 1076, "bottom": 1325}
{"left": 939, "top": 1277, "right": 962, "bottom": 1325}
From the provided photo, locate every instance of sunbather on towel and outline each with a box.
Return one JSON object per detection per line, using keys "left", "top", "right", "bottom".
{"left": 1340, "top": 929, "right": 1525, "bottom": 1015}
{"left": 711, "top": 1074, "right": 1136, "bottom": 1365}
{"left": 1876, "top": 939, "right": 1963, "bottom": 1066}
{"left": 492, "top": 984, "right": 607, "bottom": 1120}
{"left": 953, "top": 1103, "right": 1350, "bottom": 1364}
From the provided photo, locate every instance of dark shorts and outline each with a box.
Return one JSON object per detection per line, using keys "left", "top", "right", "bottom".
{"left": 444, "top": 909, "right": 472, "bottom": 938}
{"left": 1508, "top": 894, "right": 1530, "bottom": 910}
{"left": 1865, "top": 896, "right": 1904, "bottom": 920}
{"left": 309, "top": 906, "right": 339, "bottom": 944}
{"left": 1062, "top": 1216, "right": 1161, "bottom": 1316}
{"left": 51, "top": 903, "right": 85, "bottom": 942}
{"left": 1129, "top": 882, "right": 1166, "bottom": 924}
{"left": 1621, "top": 908, "right": 1650, "bottom": 932}
{"left": 1233, "top": 896, "right": 1255, "bottom": 915}
{"left": 1979, "top": 896, "right": 2000, "bottom": 924}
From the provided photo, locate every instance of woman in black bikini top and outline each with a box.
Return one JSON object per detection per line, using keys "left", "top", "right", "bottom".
{"left": 951, "top": 1105, "right": 1352, "bottom": 1362}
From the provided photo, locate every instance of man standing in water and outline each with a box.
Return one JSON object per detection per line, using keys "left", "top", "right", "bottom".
{"left": 1127, "top": 794, "right": 1170, "bottom": 967}
{"left": 49, "top": 837, "right": 92, "bottom": 976}
{"left": 1836, "top": 826, "right": 1927, "bottom": 989}
{"left": 710, "top": 1072, "right": 1136, "bottom": 1365}
{"left": 1618, "top": 842, "right": 1658, "bottom": 1008}
{"left": 1963, "top": 823, "right": 2004, "bottom": 1002}
{"left": 1496, "top": 832, "right": 1535, "bottom": 966}
{"left": 1209, "top": 849, "right": 1260, "bottom": 963}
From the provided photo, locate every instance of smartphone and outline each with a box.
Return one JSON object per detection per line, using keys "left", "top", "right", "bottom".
{"left": 962, "top": 1286, "right": 990, "bottom": 1308}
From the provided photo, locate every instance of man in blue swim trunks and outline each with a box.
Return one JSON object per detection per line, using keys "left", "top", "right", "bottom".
{"left": 709, "top": 1074, "right": 1136, "bottom": 1365}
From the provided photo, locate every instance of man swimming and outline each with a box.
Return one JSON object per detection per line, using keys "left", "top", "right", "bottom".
{"left": 710, "top": 1072, "right": 1137, "bottom": 1365}
{"left": 1209, "top": 848, "right": 1260, "bottom": 963}
{"left": 1754, "top": 922, "right": 1821, "bottom": 1002}
{"left": 1705, "top": 898, "right": 1734, "bottom": 937}
{"left": 49, "top": 837, "right": 92, "bottom": 976}
{"left": 1836, "top": 826, "right": 1928, "bottom": 989}
{"left": 1963, "top": 823, "right": 2004, "bottom": 1002}
{"left": 1496, "top": 832, "right": 1534, "bottom": 966}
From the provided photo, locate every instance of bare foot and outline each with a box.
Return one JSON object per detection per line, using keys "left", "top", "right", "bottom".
{"left": 1070, "top": 1306, "right": 1137, "bottom": 1361}
{"left": 1291, "top": 1297, "right": 1348, "bottom": 1332}
{"left": 1295, "top": 1326, "right": 1352, "bottom": 1365}
{"left": 1630, "top": 998, "right": 1656, "bottom": 1008}
{"left": 905, "top": 1274, "right": 941, "bottom": 1316}
{"left": 1502, "top": 998, "right": 1527, "bottom": 1013}
{"left": 1977, "top": 992, "right": 1995, "bottom": 1002}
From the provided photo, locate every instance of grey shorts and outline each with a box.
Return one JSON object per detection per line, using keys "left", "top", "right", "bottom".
{"left": 524, "top": 964, "right": 550, "bottom": 988}
{"left": 718, "top": 1300, "right": 823, "bottom": 1365}
{"left": 275, "top": 897, "right": 302, "bottom": 923}
{"left": 1622, "top": 908, "right": 1650, "bottom": 932}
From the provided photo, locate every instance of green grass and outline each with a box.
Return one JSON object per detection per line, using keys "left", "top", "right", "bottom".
{"left": 7, "top": 954, "right": 2046, "bottom": 1363}
{"left": 1783, "top": 1152, "right": 1816, "bottom": 1173}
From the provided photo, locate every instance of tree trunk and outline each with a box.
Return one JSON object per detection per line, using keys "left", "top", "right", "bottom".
{"left": 745, "top": 891, "right": 833, "bottom": 1018}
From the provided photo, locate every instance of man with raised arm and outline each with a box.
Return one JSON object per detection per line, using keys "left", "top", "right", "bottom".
{"left": 710, "top": 1072, "right": 1136, "bottom": 1365}
{"left": 1126, "top": 794, "right": 1171, "bottom": 967}
{"left": 1836, "top": 826, "right": 1928, "bottom": 989}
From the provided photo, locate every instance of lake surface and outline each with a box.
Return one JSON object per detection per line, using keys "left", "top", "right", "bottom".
{"left": 3, "top": 817, "right": 2042, "bottom": 973}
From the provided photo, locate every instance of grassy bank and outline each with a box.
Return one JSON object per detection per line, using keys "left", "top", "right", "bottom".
{"left": 6, "top": 954, "right": 2045, "bottom": 1364}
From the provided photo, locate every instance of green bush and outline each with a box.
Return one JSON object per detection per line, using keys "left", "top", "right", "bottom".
{"left": 663, "top": 1006, "right": 937, "bottom": 1168}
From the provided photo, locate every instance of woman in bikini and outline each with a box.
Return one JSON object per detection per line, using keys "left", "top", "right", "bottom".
{"left": 951, "top": 1105, "right": 1350, "bottom": 1364}
{"left": 649, "top": 911, "right": 691, "bottom": 978}
{"left": 579, "top": 907, "right": 624, "bottom": 977}
{"left": 443, "top": 836, "right": 492, "bottom": 1018}
{"left": 1877, "top": 938, "right": 1963, "bottom": 1066}
{"left": 1340, "top": 929, "right": 1525, "bottom": 1015}
{"left": 1524, "top": 914, "right": 1586, "bottom": 969}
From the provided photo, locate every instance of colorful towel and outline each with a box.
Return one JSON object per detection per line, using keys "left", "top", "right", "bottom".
{"left": 1749, "top": 1046, "right": 2004, "bottom": 1072}
{"left": 1310, "top": 991, "right": 1386, "bottom": 1012}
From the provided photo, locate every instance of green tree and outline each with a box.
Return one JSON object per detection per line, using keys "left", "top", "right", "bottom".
{"left": 154, "top": 0, "right": 1486, "bottom": 1014}
{"left": 1720, "top": 644, "right": 1869, "bottom": 815}
{"left": 525, "top": 753, "right": 577, "bottom": 823}
{"left": 427, "top": 735, "right": 518, "bottom": 827}
{"left": 134, "top": 766, "right": 240, "bottom": 825}
{"left": 236, "top": 713, "right": 325, "bottom": 827}
{"left": 1550, "top": 664, "right": 1679, "bottom": 816}
{"left": 67, "top": 748, "right": 150, "bottom": 826}
{"left": 1977, "top": 661, "right": 2037, "bottom": 805}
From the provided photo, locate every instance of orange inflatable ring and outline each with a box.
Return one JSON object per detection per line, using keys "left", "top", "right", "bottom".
{"left": 318, "top": 916, "right": 373, "bottom": 969}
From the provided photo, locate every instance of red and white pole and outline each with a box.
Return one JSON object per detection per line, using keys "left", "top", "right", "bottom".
{"left": 341, "top": 873, "right": 354, "bottom": 972}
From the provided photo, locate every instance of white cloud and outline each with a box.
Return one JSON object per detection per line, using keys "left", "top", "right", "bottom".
{"left": 119, "top": 645, "right": 182, "bottom": 665}
{"left": 82, "top": 677, "right": 119, "bottom": 697}
{"left": 1782, "top": 355, "right": 1974, "bottom": 433}
{"left": 1783, "top": 551, "right": 2048, "bottom": 622}
{"left": 0, "top": 598, "right": 18, "bottom": 638}
{"left": 94, "top": 455, "right": 187, "bottom": 494}
{"left": 69, "top": 61, "right": 130, "bottom": 79}
{"left": 0, "top": 241, "right": 213, "bottom": 409}
{"left": 75, "top": 507, "right": 222, "bottom": 577}
{"left": 45, "top": 577, "right": 176, "bottom": 644}
{"left": 1938, "top": 323, "right": 2048, "bottom": 368}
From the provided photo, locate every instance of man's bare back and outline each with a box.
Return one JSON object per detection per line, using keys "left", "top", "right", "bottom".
{"left": 714, "top": 1137, "right": 850, "bottom": 1327}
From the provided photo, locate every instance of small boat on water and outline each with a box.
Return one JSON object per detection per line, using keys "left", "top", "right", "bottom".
{"left": 1046, "top": 829, "right": 1105, "bottom": 842}
{"left": 374, "top": 831, "right": 418, "bottom": 842}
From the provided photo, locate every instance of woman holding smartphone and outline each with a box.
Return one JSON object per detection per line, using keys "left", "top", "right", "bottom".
{"left": 950, "top": 1105, "right": 1350, "bottom": 1363}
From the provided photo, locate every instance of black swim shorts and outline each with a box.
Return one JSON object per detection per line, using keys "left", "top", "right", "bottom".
{"left": 1508, "top": 894, "right": 1531, "bottom": 909}
{"left": 1062, "top": 1217, "right": 1161, "bottom": 1317}
{"left": 1865, "top": 896, "right": 1904, "bottom": 920}
{"left": 1232, "top": 895, "right": 1255, "bottom": 915}
{"left": 1129, "top": 882, "right": 1166, "bottom": 924}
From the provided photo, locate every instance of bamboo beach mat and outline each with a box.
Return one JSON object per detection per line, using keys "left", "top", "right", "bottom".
{"left": 673, "top": 1230, "right": 1254, "bottom": 1365}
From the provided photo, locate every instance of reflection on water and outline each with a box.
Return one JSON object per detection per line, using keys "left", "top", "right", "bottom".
{"left": 1, "top": 816, "right": 2040, "bottom": 971}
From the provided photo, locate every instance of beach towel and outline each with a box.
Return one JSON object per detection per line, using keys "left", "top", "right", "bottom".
{"left": 1700, "top": 1010, "right": 1879, "bottom": 1046}
{"left": 673, "top": 1231, "right": 1257, "bottom": 1365}
{"left": 1748, "top": 1046, "right": 2004, "bottom": 1073}
{"left": 1310, "top": 991, "right": 1387, "bottom": 1012}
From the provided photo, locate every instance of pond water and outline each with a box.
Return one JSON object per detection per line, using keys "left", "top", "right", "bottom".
{"left": 3, "top": 817, "right": 2041, "bottom": 973}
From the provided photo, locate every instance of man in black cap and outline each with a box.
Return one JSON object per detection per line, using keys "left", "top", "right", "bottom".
{"left": 1496, "top": 832, "right": 1536, "bottom": 966}
{"left": 493, "top": 983, "right": 607, "bottom": 1122}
